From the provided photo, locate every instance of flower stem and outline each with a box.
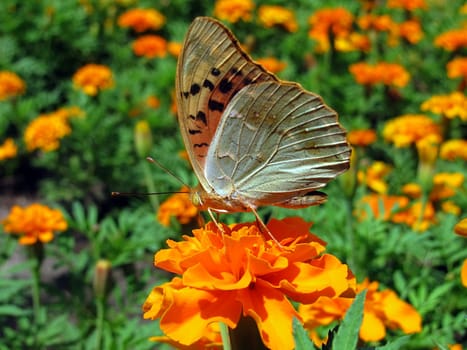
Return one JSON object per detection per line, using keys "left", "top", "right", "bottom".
{"left": 219, "top": 322, "right": 232, "bottom": 350}
{"left": 30, "top": 243, "right": 44, "bottom": 348}
{"left": 143, "top": 161, "right": 159, "bottom": 211}
{"left": 95, "top": 296, "right": 105, "bottom": 350}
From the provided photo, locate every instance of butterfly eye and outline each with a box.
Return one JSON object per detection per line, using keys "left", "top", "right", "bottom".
{"left": 191, "top": 191, "right": 203, "bottom": 208}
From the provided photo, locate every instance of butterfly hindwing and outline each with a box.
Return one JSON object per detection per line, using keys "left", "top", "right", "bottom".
{"left": 176, "top": 17, "right": 277, "bottom": 186}
{"left": 204, "top": 81, "right": 351, "bottom": 207}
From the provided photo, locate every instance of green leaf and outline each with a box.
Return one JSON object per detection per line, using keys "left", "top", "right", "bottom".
{"left": 0, "top": 305, "right": 30, "bottom": 316}
{"left": 376, "top": 336, "right": 411, "bottom": 350}
{"left": 332, "top": 290, "right": 367, "bottom": 350}
{"left": 293, "top": 317, "right": 317, "bottom": 350}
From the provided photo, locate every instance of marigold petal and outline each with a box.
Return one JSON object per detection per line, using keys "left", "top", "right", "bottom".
{"left": 360, "top": 311, "right": 386, "bottom": 341}
{"left": 454, "top": 218, "right": 467, "bottom": 237}
{"left": 461, "top": 259, "right": 467, "bottom": 287}
{"left": 382, "top": 290, "right": 422, "bottom": 333}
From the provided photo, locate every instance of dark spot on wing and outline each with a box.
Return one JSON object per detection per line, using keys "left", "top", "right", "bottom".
{"left": 211, "top": 68, "right": 221, "bottom": 76}
{"left": 183, "top": 91, "right": 189, "bottom": 98}
{"left": 219, "top": 78, "right": 233, "bottom": 93}
{"left": 196, "top": 111, "right": 207, "bottom": 125}
{"left": 194, "top": 143, "right": 209, "bottom": 148}
{"left": 190, "top": 83, "right": 200, "bottom": 95}
{"left": 243, "top": 77, "right": 253, "bottom": 85}
{"left": 203, "top": 79, "right": 214, "bottom": 91}
{"left": 188, "top": 129, "right": 201, "bottom": 135}
{"left": 230, "top": 67, "right": 242, "bottom": 76}
{"left": 208, "top": 99, "right": 224, "bottom": 112}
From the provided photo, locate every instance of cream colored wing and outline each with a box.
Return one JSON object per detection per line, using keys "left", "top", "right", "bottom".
{"left": 204, "top": 81, "right": 351, "bottom": 207}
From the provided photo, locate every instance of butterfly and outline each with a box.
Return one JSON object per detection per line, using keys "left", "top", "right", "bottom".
{"left": 176, "top": 17, "right": 351, "bottom": 222}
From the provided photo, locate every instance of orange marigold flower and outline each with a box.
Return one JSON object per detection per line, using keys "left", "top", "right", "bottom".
{"left": 454, "top": 218, "right": 467, "bottom": 237}
{"left": 256, "top": 57, "right": 287, "bottom": 74}
{"left": 421, "top": 92, "right": 467, "bottom": 121}
{"left": 402, "top": 183, "right": 422, "bottom": 199}
{"left": 430, "top": 172, "right": 464, "bottom": 201}
{"left": 349, "top": 62, "right": 410, "bottom": 88}
{"left": 358, "top": 14, "right": 395, "bottom": 32}
{"left": 132, "top": 35, "right": 167, "bottom": 58}
{"left": 157, "top": 186, "right": 198, "bottom": 227}
{"left": 434, "top": 28, "right": 467, "bottom": 51}
{"left": 392, "top": 200, "right": 436, "bottom": 231}
{"left": 146, "top": 95, "right": 160, "bottom": 109}
{"left": 416, "top": 133, "right": 441, "bottom": 167}
{"left": 24, "top": 110, "right": 73, "bottom": 152}
{"left": 358, "top": 161, "right": 391, "bottom": 194}
{"left": 357, "top": 193, "right": 410, "bottom": 221}
{"left": 258, "top": 5, "right": 298, "bottom": 32}
{"left": 387, "top": 0, "right": 427, "bottom": 10}
{"left": 300, "top": 278, "right": 422, "bottom": 343}
{"left": 72, "top": 64, "right": 114, "bottom": 96}
{"left": 398, "top": 19, "right": 424, "bottom": 44}
{"left": 447, "top": 57, "right": 467, "bottom": 79}
{"left": 150, "top": 323, "right": 222, "bottom": 349}
{"left": 213, "top": 0, "right": 254, "bottom": 23}
{"left": 462, "top": 259, "right": 467, "bottom": 287}
{"left": 335, "top": 32, "right": 371, "bottom": 52}
{"left": 118, "top": 8, "right": 165, "bottom": 32}
{"left": 0, "top": 71, "right": 26, "bottom": 101}
{"left": 308, "top": 7, "right": 354, "bottom": 52}
{"left": 0, "top": 138, "right": 17, "bottom": 160}
{"left": 2, "top": 203, "right": 67, "bottom": 245}
{"left": 440, "top": 139, "right": 467, "bottom": 161}
{"left": 441, "top": 201, "right": 461, "bottom": 215}
{"left": 167, "top": 41, "right": 182, "bottom": 57}
{"left": 382, "top": 114, "right": 441, "bottom": 147}
{"left": 348, "top": 129, "right": 377, "bottom": 147}
{"left": 143, "top": 217, "right": 355, "bottom": 350}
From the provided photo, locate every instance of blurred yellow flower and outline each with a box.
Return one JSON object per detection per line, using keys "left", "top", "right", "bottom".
{"left": 402, "top": 183, "right": 422, "bottom": 199}
{"left": 440, "top": 139, "right": 467, "bottom": 161}
{"left": 462, "top": 259, "right": 467, "bottom": 287}
{"left": 441, "top": 201, "right": 461, "bottom": 216}
{"left": 132, "top": 35, "right": 167, "bottom": 58}
{"left": 431, "top": 172, "right": 464, "bottom": 201}
{"left": 421, "top": 92, "right": 467, "bottom": 121}
{"left": 358, "top": 161, "right": 392, "bottom": 194}
{"left": 118, "top": 8, "right": 165, "bottom": 32}
{"left": 167, "top": 41, "right": 182, "bottom": 57}
{"left": 416, "top": 133, "right": 441, "bottom": 167}
{"left": 256, "top": 57, "right": 287, "bottom": 74}
{"left": 454, "top": 218, "right": 467, "bottom": 237}
{"left": 300, "top": 278, "right": 422, "bottom": 343}
{"left": 348, "top": 129, "right": 377, "bottom": 147}
{"left": 72, "top": 64, "right": 114, "bottom": 96}
{"left": 349, "top": 62, "right": 410, "bottom": 88}
{"left": 24, "top": 107, "right": 82, "bottom": 152}
{"left": 157, "top": 186, "right": 198, "bottom": 227}
{"left": 382, "top": 114, "right": 441, "bottom": 147}
{"left": 308, "top": 7, "right": 354, "bottom": 52}
{"left": 387, "top": 0, "right": 427, "bottom": 10}
{"left": 0, "top": 71, "right": 26, "bottom": 101}
{"left": 2, "top": 203, "right": 67, "bottom": 245}
{"left": 0, "top": 138, "right": 17, "bottom": 160}
{"left": 334, "top": 32, "right": 371, "bottom": 52}
{"left": 213, "top": 0, "right": 254, "bottom": 23}
{"left": 258, "top": 5, "right": 298, "bottom": 32}
{"left": 434, "top": 28, "right": 467, "bottom": 51}
{"left": 447, "top": 57, "right": 467, "bottom": 80}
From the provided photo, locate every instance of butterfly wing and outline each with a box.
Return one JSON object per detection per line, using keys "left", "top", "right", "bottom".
{"left": 204, "top": 81, "right": 351, "bottom": 208}
{"left": 176, "top": 17, "right": 276, "bottom": 189}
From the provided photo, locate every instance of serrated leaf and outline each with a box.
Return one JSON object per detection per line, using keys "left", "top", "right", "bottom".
{"left": 376, "top": 336, "right": 411, "bottom": 350}
{"left": 333, "top": 290, "right": 366, "bottom": 350}
{"left": 293, "top": 317, "right": 316, "bottom": 350}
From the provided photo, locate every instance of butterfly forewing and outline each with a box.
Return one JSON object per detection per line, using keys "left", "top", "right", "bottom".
{"left": 204, "top": 81, "right": 351, "bottom": 207}
{"left": 176, "top": 17, "right": 277, "bottom": 187}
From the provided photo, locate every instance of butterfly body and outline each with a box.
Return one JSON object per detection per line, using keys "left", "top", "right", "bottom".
{"left": 177, "top": 17, "right": 351, "bottom": 214}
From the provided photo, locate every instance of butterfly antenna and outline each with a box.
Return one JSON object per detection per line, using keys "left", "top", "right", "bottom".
{"left": 111, "top": 191, "right": 189, "bottom": 197}
{"left": 146, "top": 156, "right": 188, "bottom": 187}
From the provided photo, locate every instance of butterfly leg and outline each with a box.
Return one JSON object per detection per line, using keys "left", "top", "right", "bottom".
{"left": 247, "top": 205, "right": 283, "bottom": 248}
{"left": 207, "top": 208, "right": 227, "bottom": 238}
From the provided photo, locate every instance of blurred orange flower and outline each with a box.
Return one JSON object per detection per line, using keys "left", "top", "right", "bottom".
{"left": 392, "top": 200, "right": 436, "bottom": 231}
{"left": 132, "top": 35, "right": 167, "bottom": 58}
{"left": 440, "top": 139, "right": 467, "bottom": 161}
{"left": 0, "top": 71, "right": 26, "bottom": 101}
{"left": 256, "top": 57, "right": 287, "bottom": 74}
{"left": 334, "top": 32, "right": 371, "bottom": 52}
{"left": 349, "top": 62, "right": 410, "bottom": 88}
{"left": 300, "top": 278, "right": 422, "bottom": 343}
{"left": 258, "top": 5, "right": 298, "bottom": 32}
{"left": 434, "top": 28, "right": 467, "bottom": 51}
{"left": 447, "top": 57, "right": 467, "bottom": 79}
{"left": 402, "top": 183, "right": 422, "bottom": 199}
{"left": 454, "top": 218, "right": 467, "bottom": 237}
{"left": 358, "top": 161, "right": 392, "bottom": 194}
{"left": 382, "top": 114, "right": 441, "bottom": 147}
{"left": 387, "top": 0, "right": 427, "bottom": 10}
{"left": 308, "top": 7, "right": 354, "bottom": 52}
{"left": 118, "top": 8, "right": 165, "bottom": 32}
{"left": 357, "top": 193, "right": 410, "bottom": 221}
{"left": 146, "top": 95, "right": 160, "bottom": 109}
{"left": 157, "top": 186, "right": 198, "bottom": 227}
{"left": 398, "top": 19, "right": 424, "bottom": 44}
{"left": 72, "top": 64, "right": 114, "bottom": 96}
{"left": 430, "top": 172, "right": 464, "bottom": 202}
{"left": 0, "top": 138, "right": 17, "bottom": 160}
{"left": 213, "top": 0, "right": 254, "bottom": 23}
{"left": 358, "top": 14, "right": 395, "bottom": 32}
{"left": 24, "top": 113, "right": 69, "bottom": 152}
{"left": 348, "top": 129, "right": 377, "bottom": 147}
{"left": 2, "top": 203, "right": 67, "bottom": 245}
{"left": 167, "top": 42, "right": 182, "bottom": 57}
{"left": 421, "top": 92, "right": 467, "bottom": 121}
{"left": 143, "top": 217, "right": 355, "bottom": 350}
{"left": 462, "top": 259, "right": 467, "bottom": 287}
